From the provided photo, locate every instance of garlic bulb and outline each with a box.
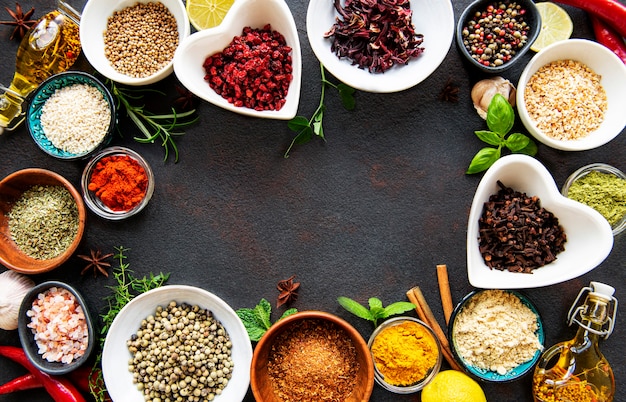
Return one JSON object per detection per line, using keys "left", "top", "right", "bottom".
{"left": 0, "top": 270, "right": 35, "bottom": 330}
{"left": 471, "top": 76, "right": 516, "bottom": 119}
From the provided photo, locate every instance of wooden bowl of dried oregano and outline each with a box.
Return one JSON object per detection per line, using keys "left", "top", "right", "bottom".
{"left": 251, "top": 310, "right": 375, "bottom": 401}
{"left": 0, "top": 168, "right": 86, "bottom": 274}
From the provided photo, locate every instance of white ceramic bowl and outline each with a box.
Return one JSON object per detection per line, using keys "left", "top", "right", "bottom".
{"left": 306, "top": 0, "right": 454, "bottom": 93}
{"left": 102, "top": 285, "right": 253, "bottom": 402}
{"left": 517, "top": 39, "right": 626, "bottom": 151}
{"left": 173, "top": 0, "right": 301, "bottom": 120}
{"left": 466, "top": 154, "right": 614, "bottom": 289}
{"left": 80, "top": 0, "right": 190, "bottom": 86}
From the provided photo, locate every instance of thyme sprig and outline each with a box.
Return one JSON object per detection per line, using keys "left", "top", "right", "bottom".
{"left": 107, "top": 80, "right": 199, "bottom": 163}
{"left": 284, "top": 63, "right": 355, "bottom": 158}
{"left": 90, "top": 246, "right": 170, "bottom": 402}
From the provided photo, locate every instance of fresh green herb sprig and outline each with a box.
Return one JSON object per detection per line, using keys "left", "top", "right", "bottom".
{"left": 107, "top": 80, "right": 199, "bottom": 163}
{"left": 466, "top": 93, "right": 537, "bottom": 174}
{"left": 236, "top": 298, "right": 297, "bottom": 342}
{"left": 90, "top": 246, "right": 170, "bottom": 402}
{"left": 338, "top": 296, "right": 415, "bottom": 327}
{"left": 284, "top": 63, "right": 356, "bottom": 158}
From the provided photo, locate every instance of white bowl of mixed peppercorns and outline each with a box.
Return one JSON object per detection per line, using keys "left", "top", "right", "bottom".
{"left": 80, "top": 0, "right": 191, "bottom": 86}
{"left": 173, "top": 0, "right": 302, "bottom": 120}
{"left": 466, "top": 154, "right": 614, "bottom": 289}
{"left": 456, "top": 0, "right": 541, "bottom": 73}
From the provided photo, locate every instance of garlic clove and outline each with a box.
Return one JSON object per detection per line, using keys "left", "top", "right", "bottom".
{"left": 0, "top": 270, "right": 35, "bottom": 330}
{"left": 471, "top": 76, "right": 516, "bottom": 119}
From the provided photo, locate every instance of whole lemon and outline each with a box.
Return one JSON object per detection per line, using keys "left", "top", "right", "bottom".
{"left": 421, "top": 370, "right": 487, "bottom": 402}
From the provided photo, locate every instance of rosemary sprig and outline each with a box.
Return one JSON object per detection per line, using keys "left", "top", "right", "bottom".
{"left": 107, "top": 80, "right": 199, "bottom": 163}
{"left": 90, "top": 246, "right": 170, "bottom": 402}
{"left": 284, "top": 63, "right": 355, "bottom": 158}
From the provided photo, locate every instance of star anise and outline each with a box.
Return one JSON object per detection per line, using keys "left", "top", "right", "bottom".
{"left": 439, "top": 77, "right": 460, "bottom": 103}
{"left": 173, "top": 84, "right": 198, "bottom": 112}
{"left": 1, "top": 3, "right": 37, "bottom": 41}
{"left": 276, "top": 275, "right": 300, "bottom": 308}
{"left": 78, "top": 249, "right": 114, "bottom": 277}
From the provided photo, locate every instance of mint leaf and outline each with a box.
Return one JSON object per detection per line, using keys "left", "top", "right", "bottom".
{"left": 253, "top": 298, "right": 272, "bottom": 330}
{"left": 383, "top": 301, "right": 416, "bottom": 316}
{"left": 280, "top": 308, "right": 298, "bottom": 320}
{"left": 368, "top": 298, "right": 383, "bottom": 309}
{"left": 338, "top": 297, "right": 373, "bottom": 321}
{"left": 237, "top": 299, "right": 299, "bottom": 342}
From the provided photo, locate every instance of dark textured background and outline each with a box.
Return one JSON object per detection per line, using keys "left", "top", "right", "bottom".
{"left": 0, "top": 0, "right": 624, "bottom": 401}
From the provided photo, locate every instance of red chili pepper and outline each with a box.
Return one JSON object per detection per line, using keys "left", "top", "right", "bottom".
{"left": 590, "top": 15, "right": 626, "bottom": 63}
{"left": 0, "top": 346, "right": 86, "bottom": 402}
{"left": 554, "top": 0, "right": 626, "bottom": 38}
{"left": 0, "top": 373, "right": 41, "bottom": 394}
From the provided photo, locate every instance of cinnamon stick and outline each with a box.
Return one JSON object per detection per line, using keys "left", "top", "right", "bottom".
{"left": 436, "top": 264, "right": 454, "bottom": 325}
{"left": 406, "top": 287, "right": 463, "bottom": 371}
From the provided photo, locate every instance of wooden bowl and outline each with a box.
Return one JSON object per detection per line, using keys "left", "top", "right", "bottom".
{"left": 251, "top": 311, "right": 374, "bottom": 401}
{"left": 0, "top": 168, "right": 86, "bottom": 274}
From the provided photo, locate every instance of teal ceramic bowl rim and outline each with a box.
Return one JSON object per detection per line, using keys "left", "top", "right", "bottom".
{"left": 448, "top": 289, "right": 545, "bottom": 383}
{"left": 27, "top": 71, "right": 115, "bottom": 161}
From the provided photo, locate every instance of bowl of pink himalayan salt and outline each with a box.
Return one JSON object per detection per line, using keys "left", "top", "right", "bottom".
{"left": 18, "top": 281, "right": 95, "bottom": 375}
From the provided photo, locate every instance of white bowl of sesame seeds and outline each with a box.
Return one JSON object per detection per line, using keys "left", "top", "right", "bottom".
{"left": 80, "top": 0, "right": 191, "bottom": 86}
{"left": 516, "top": 39, "right": 626, "bottom": 151}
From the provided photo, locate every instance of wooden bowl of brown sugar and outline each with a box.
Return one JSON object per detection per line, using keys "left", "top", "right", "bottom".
{"left": 0, "top": 168, "right": 86, "bottom": 274}
{"left": 251, "top": 311, "right": 375, "bottom": 401}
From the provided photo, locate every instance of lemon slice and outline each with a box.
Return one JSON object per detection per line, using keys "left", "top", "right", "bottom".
{"left": 531, "top": 2, "right": 573, "bottom": 52}
{"left": 186, "top": 0, "right": 235, "bottom": 31}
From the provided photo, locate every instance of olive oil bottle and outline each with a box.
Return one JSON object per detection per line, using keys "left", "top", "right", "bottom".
{"left": 0, "top": 0, "right": 81, "bottom": 133}
{"left": 532, "top": 281, "right": 616, "bottom": 402}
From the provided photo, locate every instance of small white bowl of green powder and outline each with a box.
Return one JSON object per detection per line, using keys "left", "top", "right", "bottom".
{"left": 0, "top": 168, "right": 86, "bottom": 274}
{"left": 562, "top": 163, "right": 626, "bottom": 236}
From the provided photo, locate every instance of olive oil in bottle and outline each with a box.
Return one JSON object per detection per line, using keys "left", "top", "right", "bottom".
{"left": 0, "top": 0, "right": 81, "bottom": 133}
{"left": 532, "top": 281, "right": 616, "bottom": 402}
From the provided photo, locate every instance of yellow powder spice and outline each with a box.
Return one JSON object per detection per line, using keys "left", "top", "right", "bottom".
{"left": 371, "top": 320, "right": 438, "bottom": 386}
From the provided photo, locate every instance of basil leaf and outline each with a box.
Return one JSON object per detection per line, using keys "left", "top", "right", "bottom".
{"left": 505, "top": 133, "right": 530, "bottom": 152}
{"left": 517, "top": 137, "right": 538, "bottom": 156}
{"left": 475, "top": 130, "right": 503, "bottom": 146}
{"left": 338, "top": 297, "right": 373, "bottom": 321}
{"left": 383, "top": 302, "right": 416, "bottom": 317}
{"left": 466, "top": 147, "right": 501, "bottom": 174}
{"left": 486, "top": 94, "right": 514, "bottom": 136}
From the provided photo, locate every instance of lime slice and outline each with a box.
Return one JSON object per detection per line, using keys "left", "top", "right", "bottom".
{"left": 186, "top": 0, "right": 235, "bottom": 30}
{"left": 531, "top": 2, "right": 574, "bottom": 52}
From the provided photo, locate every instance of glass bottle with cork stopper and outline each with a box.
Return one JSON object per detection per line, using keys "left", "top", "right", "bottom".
{"left": 532, "top": 281, "right": 617, "bottom": 402}
{"left": 0, "top": 0, "right": 81, "bottom": 134}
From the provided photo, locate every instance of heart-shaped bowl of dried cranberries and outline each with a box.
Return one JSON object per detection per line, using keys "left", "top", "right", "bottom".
{"left": 173, "top": 0, "right": 301, "bottom": 120}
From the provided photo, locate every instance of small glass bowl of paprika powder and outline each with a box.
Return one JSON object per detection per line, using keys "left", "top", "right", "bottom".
{"left": 81, "top": 146, "right": 154, "bottom": 220}
{"left": 367, "top": 316, "right": 442, "bottom": 394}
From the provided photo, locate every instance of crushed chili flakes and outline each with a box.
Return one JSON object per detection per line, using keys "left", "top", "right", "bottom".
{"left": 268, "top": 319, "right": 359, "bottom": 402}
{"left": 203, "top": 24, "right": 292, "bottom": 111}
{"left": 324, "top": 0, "right": 424, "bottom": 73}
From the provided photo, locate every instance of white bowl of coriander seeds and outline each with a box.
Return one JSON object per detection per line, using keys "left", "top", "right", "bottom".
{"left": 26, "top": 71, "right": 115, "bottom": 160}
{"left": 517, "top": 39, "right": 626, "bottom": 151}
{"left": 102, "top": 285, "right": 253, "bottom": 402}
{"left": 80, "top": 0, "right": 191, "bottom": 86}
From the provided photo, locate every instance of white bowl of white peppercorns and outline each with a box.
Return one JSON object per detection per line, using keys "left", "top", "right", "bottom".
{"left": 102, "top": 285, "right": 253, "bottom": 402}
{"left": 80, "top": 0, "right": 190, "bottom": 86}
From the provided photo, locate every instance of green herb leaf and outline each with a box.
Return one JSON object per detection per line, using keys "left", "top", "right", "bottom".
{"left": 338, "top": 84, "right": 356, "bottom": 110}
{"left": 383, "top": 301, "right": 416, "bottom": 316}
{"left": 337, "top": 296, "right": 373, "bottom": 321}
{"left": 253, "top": 298, "right": 272, "bottom": 331}
{"left": 236, "top": 299, "right": 298, "bottom": 342}
{"left": 475, "top": 130, "right": 503, "bottom": 145}
{"left": 280, "top": 308, "right": 298, "bottom": 320}
{"left": 467, "top": 147, "right": 501, "bottom": 174}
{"left": 287, "top": 116, "right": 310, "bottom": 132}
{"left": 486, "top": 93, "right": 514, "bottom": 135}
{"left": 516, "top": 136, "right": 538, "bottom": 156}
{"left": 505, "top": 133, "right": 530, "bottom": 152}
{"left": 368, "top": 297, "right": 383, "bottom": 309}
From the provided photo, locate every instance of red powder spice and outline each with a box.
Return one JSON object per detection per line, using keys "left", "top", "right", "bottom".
{"left": 88, "top": 154, "right": 148, "bottom": 211}
{"left": 202, "top": 24, "right": 293, "bottom": 111}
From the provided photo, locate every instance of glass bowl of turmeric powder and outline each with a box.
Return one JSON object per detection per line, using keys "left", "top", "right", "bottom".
{"left": 367, "top": 316, "right": 442, "bottom": 393}
{"left": 81, "top": 146, "right": 154, "bottom": 220}
{"left": 562, "top": 163, "right": 626, "bottom": 237}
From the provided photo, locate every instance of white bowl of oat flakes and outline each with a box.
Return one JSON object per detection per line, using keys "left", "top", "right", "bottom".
{"left": 80, "top": 0, "right": 190, "bottom": 86}
{"left": 517, "top": 39, "right": 626, "bottom": 151}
